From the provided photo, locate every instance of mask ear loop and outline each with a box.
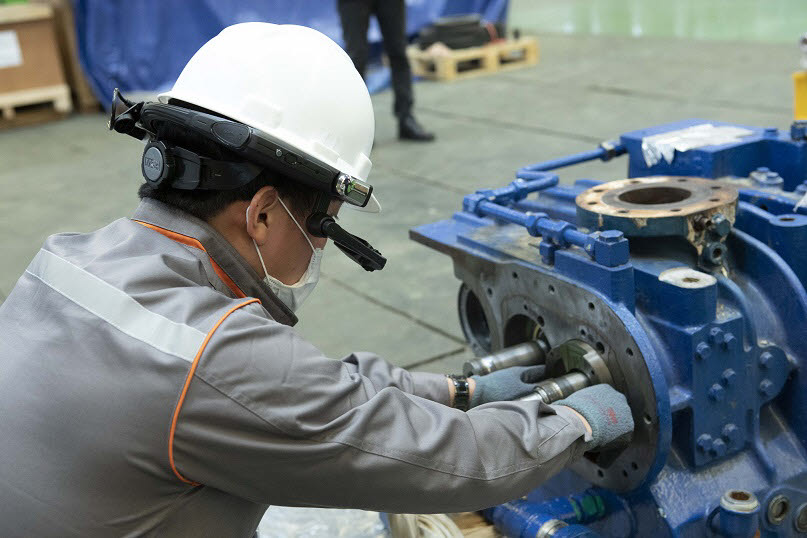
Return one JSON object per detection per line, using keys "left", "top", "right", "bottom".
{"left": 277, "top": 198, "right": 316, "bottom": 253}
{"left": 246, "top": 206, "right": 271, "bottom": 278}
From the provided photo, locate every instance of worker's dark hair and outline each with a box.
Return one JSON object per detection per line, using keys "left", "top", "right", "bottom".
{"left": 137, "top": 103, "right": 319, "bottom": 222}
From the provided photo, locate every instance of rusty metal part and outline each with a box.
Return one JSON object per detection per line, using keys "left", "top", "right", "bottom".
{"left": 575, "top": 176, "right": 737, "bottom": 223}
{"left": 575, "top": 176, "right": 739, "bottom": 266}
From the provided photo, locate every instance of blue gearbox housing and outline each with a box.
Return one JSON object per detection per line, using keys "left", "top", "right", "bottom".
{"left": 410, "top": 119, "right": 807, "bottom": 537}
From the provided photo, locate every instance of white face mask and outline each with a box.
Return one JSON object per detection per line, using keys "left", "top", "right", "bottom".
{"left": 246, "top": 200, "right": 323, "bottom": 312}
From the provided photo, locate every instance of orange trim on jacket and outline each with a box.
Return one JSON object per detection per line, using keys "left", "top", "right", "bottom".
{"left": 133, "top": 220, "right": 247, "bottom": 299}
{"left": 167, "top": 298, "right": 261, "bottom": 485}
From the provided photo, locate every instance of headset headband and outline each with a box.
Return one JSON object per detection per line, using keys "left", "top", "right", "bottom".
{"left": 109, "top": 89, "right": 373, "bottom": 208}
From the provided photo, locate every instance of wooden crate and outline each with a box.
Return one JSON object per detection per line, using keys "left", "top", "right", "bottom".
{"left": 0, "top": 3, "right": 72, "bottom": 123}
{"left": 407, "top": 36, "right": 539, "bottom": 82}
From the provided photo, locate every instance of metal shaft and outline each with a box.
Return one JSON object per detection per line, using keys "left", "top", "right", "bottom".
{"left": 463, "top": 341, "right": 548, "bottom": 377}
{"left": 519, "top": 371, "right": 590, "bottom": 404}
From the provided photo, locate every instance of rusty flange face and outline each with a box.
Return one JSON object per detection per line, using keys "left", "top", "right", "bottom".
{"left": 575, "top": 176, "right": 738, "bottom": 241}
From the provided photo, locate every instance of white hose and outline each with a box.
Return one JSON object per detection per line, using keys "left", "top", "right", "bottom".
{"left": 388, "top": 514, "right": 464, "bottom": 538}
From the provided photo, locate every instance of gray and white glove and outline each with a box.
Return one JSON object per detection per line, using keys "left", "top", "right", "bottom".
{"left": 469, "top": 365, "right": 546, "bottom": 408}
{"left": 554, "top": 384, "right": 634, "bottom": 449}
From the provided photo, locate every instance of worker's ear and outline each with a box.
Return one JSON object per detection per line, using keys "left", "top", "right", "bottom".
{"left": 246, "top": 186, "right": 280, "bottom": 245}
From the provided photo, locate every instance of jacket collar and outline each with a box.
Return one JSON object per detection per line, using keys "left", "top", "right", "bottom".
{"left": 132, "top": 198, "right": 297, "bottom": 326}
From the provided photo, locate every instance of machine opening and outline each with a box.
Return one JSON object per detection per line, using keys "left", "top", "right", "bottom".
{"left": 503, "top": 314, "right": 539, "bottom": 347}
{"left": 459, "top": 284, "right": 492, "bottom": 352}
{"left": 618, "top": 186, "right": 692, "bottom": 205}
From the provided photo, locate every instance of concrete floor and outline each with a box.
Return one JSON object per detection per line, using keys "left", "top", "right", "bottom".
{"left": 0, "top": 2, "right": 801, "bottom": 379}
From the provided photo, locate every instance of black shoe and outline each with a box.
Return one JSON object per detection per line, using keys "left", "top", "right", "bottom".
{"left": 398, "top": 115, "right": 435, "bottom": 142}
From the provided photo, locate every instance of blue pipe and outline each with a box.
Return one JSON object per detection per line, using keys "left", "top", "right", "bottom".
{"left": 516, "top": 144, "right": 626, "bottom": 178}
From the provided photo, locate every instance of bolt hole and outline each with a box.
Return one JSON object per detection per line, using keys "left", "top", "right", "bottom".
{"left": 780, "top": 217, "right": 795, "bottom": 222}
{"left": 768, "top": 496, "right": 790, "bottom": 524}
{"left": 593, "top": 188, "right": 605, "bottom": 193}
{"left": 617, "top": 209, "right": 629, "bottom": 214}
{"left": 588, "top": 302, "right": 595, "bottom": 311}
{"left": 588, "top": 201, "right": 598, "bottom": 205}
{"left": 486, "top": 288, "right": 493, "bottom": 296}
{"left": 597, "top": 469, "right": 604, "bottom": 478}
{"left": 683, "top": 277, "right": 700, "bottom": 283}
{"left": 712, "top": 248, "right": 723, "bottom": 258}
{"left": 669, "top": 208, "right": 681, "bottom": 212}
{"left": 729, "top": 490, "right": 751, "bottom": 502}
{"left": 537, "top": 316, "right": 545, "bottom": 326}
{"left": 548, "top": 284, "right": 556, "bottom": 294}
{"left": 758, "top": 203, "right": 769, "bottom": 211}
{"left": 710, "top": 185, "right": 722, "bottom": 190}
{"left": 631, "top": 461, "right": 639, "bottom": 470}
{"left": 643, "top": 413, "right": 652, "bottom": 425}
{"left": 626, "top": 348, "right": 634, "bottom": 357}
{"left": 622, "top": 470, "right": 629, "bottom": 478}
{"left": 709, "top": 198, "right": 720, "bottom": 202}
{"left": 523, "top": 304, "right": 529, "bottom": 311}
{"left": 512, "top": 272, "right": 518, "bottom": 279}
{"left": 596, "top": 341, "right": 605, "bottom": 354}
{"left": 580, "top": 328, "right": 587, "bottom": 337}
{"left": 677, "top": 178, "right": 688, "bottom": 182}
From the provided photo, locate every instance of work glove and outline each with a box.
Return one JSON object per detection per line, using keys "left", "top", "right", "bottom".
{"left": 554, "top": 384, "right": 634, "bottom": 450}
{"left": 469, "top": 365, "right": 546, "bottom": 408}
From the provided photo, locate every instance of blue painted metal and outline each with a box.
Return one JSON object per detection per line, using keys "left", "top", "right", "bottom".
{"left": 411, "top": 120, "right": 807, "bottom": 536}
{"left": 707, "top": 499, "right": 760, "bottom": 538}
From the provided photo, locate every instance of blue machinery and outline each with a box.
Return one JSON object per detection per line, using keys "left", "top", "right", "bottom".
{"left": 410, "top": 119, "right": 807, "bottom": 537}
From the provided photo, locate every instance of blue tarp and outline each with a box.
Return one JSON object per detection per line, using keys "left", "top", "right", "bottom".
{"left": 73, "top": 0, "right": 508, "bottom": 107}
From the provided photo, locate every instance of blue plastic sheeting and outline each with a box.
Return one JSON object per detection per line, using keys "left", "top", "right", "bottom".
{"left": 73, "top": 0, "right": 508, "bottom": 107}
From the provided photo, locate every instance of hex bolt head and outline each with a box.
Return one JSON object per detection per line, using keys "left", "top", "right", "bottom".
{"left": 696, "top": 342, "right": 712, "bottom": 360}
{"left": 710, "top": 439, "right": 727, "bottom": 457}
{"left": 721, "top": 369, "right": 737, "bottom": 386}
{"left": 721, "top": 332, "right": 736, "bottom": 351}
{"left": 759, "top": 351, "right": 774, "bottom": 369}
{"left": 709, "top": 383, "right": 726, "bottom": 402}
{"left": 697, "top": 434, "right": 713, "bottom": 452}
{"left": 759, "top": 379, "right": 776, "bottom": 398}
{"left": 711, "top": 214, "right": 731, "bottom": 237}
{"left": 709, "top": 328, "right": 724, "bottom": 344}
{"left": 599, "top": 230, "right": 624, "bottom": 243}
{"left": 722, "top": 424, "right": 740, "bottom": 445}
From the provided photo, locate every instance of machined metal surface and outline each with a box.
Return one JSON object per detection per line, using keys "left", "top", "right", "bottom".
{"left": 463, "top": 341, "right": 548, "bottom": 377}
{"left": 521, "top": 371, "right": 590, "bottom": 404}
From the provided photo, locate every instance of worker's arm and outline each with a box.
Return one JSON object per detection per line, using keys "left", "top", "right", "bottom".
{"left": 172, "top": 306, "right": 596, "bottom": 513}
{"left": 338, "top": 351, "right": 452, "bottom": 406}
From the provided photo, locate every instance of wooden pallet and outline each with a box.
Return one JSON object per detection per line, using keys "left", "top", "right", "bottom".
{"left": 407, "top": 37, "right": 539, "bottom": 82}
{"left": 0, "top": 84, "right": 72, "bottom": 125}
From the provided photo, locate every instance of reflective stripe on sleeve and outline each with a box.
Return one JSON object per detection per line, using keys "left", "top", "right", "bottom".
{"left": 26, "top": 249, "right": 206, "bottom": 363}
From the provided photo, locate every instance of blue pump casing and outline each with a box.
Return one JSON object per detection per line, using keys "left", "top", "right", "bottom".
{"left": 411, "top": 119, "right": 807, "bottom": 537}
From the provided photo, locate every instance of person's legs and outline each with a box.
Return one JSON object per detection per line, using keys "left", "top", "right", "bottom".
{"left": 373, "top": 0, "right": 412, "bottom": 119}
{"left": 374, "top": 0, "right": 434, "bottom": 141}
{"left": 337, "top": 0, "right": 372, "bottom": 76}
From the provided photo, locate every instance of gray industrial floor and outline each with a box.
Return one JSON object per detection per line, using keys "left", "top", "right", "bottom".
{"left": 0, "top": 13, "right": 798, "bottom": 378}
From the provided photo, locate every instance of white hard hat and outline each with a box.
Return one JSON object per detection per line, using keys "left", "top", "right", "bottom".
{"left": 159, "top": 23, "right": 380, "bottom": 212}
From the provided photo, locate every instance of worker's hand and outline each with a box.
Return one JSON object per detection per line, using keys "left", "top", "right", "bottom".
{"left": 553, "top": 384, "right": 634, "bottom": 450}
{"left": 469, "top": 365, "right": 546, "bottom": 408}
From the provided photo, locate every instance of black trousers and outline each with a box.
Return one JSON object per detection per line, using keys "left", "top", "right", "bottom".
{"left": 337, "top": 0, "right": 413, "bottom": 120}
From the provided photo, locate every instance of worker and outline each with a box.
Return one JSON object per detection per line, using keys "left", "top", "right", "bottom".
{"left": 0, "top": 24, "right": 633, "bottom": 537}
{"left": 337, "top": 0, "right": 435, "bottom": 141}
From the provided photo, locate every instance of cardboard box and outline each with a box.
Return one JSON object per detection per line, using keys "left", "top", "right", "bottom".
{"left": 0, "top": 3, "right": 71, "bottom": 120}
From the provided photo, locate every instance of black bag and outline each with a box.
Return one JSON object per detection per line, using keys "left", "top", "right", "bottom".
{"left": 416, "top": 14, "right": 506, "bottom": 51}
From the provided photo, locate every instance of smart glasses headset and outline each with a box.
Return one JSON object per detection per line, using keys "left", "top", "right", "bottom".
{"left": 108, "top": 89, "right": 385, "bottom": 271}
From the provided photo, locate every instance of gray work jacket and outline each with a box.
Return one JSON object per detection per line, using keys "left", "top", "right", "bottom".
{"left": 0, "top": 198, "right": 589, "bottom": 537}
